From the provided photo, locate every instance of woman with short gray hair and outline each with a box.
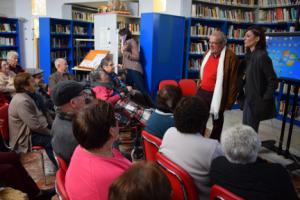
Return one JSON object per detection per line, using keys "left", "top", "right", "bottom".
{"left": 210, "top": 124, "right": 298, "bottom": 200}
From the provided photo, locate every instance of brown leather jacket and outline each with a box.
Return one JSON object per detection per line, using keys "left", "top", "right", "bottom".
{"left": 199, "top": 48, "right": 238, "bottom": 112}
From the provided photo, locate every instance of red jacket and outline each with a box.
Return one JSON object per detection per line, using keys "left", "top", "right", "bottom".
{"left": 92, "top": 86, "right": 121, "bottom": 105}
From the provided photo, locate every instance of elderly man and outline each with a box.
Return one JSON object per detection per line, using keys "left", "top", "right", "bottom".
{"left": 51, "top": 80, "right": 88, "bottom": 164}
{"left": 6, "top": 51, "right": 24, "bottom": 74}
{"left": 197, "top": 31, "right": 238, "bottom": 141}
{"left": 48, "top": 58, "right": 74, "bottom": 91}
{"left": 9, "top": 73, "right": 57, "bottom": 167}
{"left": 210, "top": 125, "right": 299, "bottom": 200}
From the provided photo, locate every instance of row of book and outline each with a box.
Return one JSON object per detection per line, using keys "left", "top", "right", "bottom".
{"left": 192, "top": 5, "right": 255, "bottom": 22}
{"left": 277, "top": 84, "right": 300, "bottom": 95}
{"left": 258, "top": 0, "right": 298, "bottom": 6}
{"left": 0, "top": 37, "right": 16, "bottom": 46}
{"left": 51, "top": 51, "right": 69, "bottom": 62}
{"left": 196, "top": 0, "right": 255, "bottom": 6}
{"left": 0, "top": 23, "right": 16, "bottom": 33}
{"left": 117, "top": 22, "right": 140, "bottom": 34}
{"left": 74, "top": 26, "right": 88, "bottom": 35}
{"left": 188, "top": 58, "right": 202, "bottom": 71}
{"left": 278, "top": 101, "right": 300, "bottom": 120}
{"left": 258, "top": 8, "right": 298, "bottom": 22}
{"left": 228, "top": 43, "right": 245, "bottom": 55}
{"left": 51, "top": 24, "right": 71, "bottom": 34}
{"left": 190, "top": 41, "right": 209, "bottom": 54}
{"left": 72, "top": 10, "right": 94, "bottom": 22}
{"left": 190, "top": 24, "right": 220, "bottom": 37}
{"left": 227, "top": 25, "right": 247, "bottom": 39}
{"left": 0, "top": 50, "right": 9, "bottom": 60}
{"left": 51, "top": 38, "right": 69, "bottom": 48}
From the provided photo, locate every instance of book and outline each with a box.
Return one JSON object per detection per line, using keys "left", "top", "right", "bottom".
{"left": 77, "top": 50, "right": 110, "bottom": 70}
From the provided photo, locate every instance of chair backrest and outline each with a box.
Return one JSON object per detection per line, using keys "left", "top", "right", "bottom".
{"left": 141, "top": 130, "right": 162, "bottom": 161}
{"left": 210, "top": 185, "right": 244, "bottom": 200}
{"left": 178, "top": 79, "right": 197, "bottom": 96}
{"left": 56, "top": 168, "right": 69, "bottom": 200}
{"left": 159, "top": 80, "right": 178, "bottom": 91}
{"left": 0, "top": 103, "right": 9, "bottom": 146}
{"left": 55, "top": 155, "right": 68, "bottom": 173}
{"left": 156, "top": 151, "right": 198, "bottom": 200}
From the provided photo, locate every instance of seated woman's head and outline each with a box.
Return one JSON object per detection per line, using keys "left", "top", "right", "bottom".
{"left": 156, "top": 85, "right": 182, "bottom": 113}
{"left": 221, "top": 125, "right": 261, "bottom": 164}
{"left": 91, "top": 70, "right": 111, "bottom": 83}
{"left": 73, "top": 99, "right": 118, "bottom": 151}
{"left": 174, "top": 96, "right": 209, "bottom": 135}
{"left": 109, "top": 162, "right": 171, "bottom": 200}
{"left": 99, "top": 54, "right": 114, "bottom": 74}
{"left": 0, "top": 60, "right": 10, "bottom": 75}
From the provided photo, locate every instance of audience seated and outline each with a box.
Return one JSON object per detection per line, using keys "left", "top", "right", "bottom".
{"left": 51, "top": 80, "right": 88, "bottom": 164}
{"left": 97, "top": 55, "right": 152, "bottom": 107}
{"left": 0, "top": 60, "right": 16, "bottom": 101}
{"left": 210, "top": 125, "right": 299, "bottom": 200}
{"left": 48, "top": 58, "right": 75, "bottom": 91}
{"left": 91, "top": 70, "right": 152, "bottom": 126}
{"left": 0, "top": 151, "right": 55, "bottom": 200}
{"left": 109, "top": 161, "right": 171, "bottom": 200}
{"left": 6, "top": 51, "right": 24, "bottom": 74}
{"left": 145, "top": 85, "right": 182, "bottom": 139}
{"left": 27, "top": 68, "right": 55, "bottom": 125}
{"left": 9, "top": 73, "right": 57, "bottom": 167}
{"left": 65, "top": 100, "right": 131, "bottom": 200}
{"left": 160, "top": 96, "right": 223, "bottom": 200}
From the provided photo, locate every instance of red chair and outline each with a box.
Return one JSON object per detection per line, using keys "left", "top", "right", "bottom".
{"left": 56, "top": 168, "right": 69, "bottom": 200}
{"left": 210, "top": 185, "right": 244, "bottom": 200}
{"left": 141, "top": 130, "right": 162, "bottom": 161}
{"left": 0, "top": 103, "right": 9, "bottom": 149}
{"left": 156, "top": 151, "right": 198, "bottom": 200}
{"left": 55, "top": 155, "right": 68, "bottom": 173}
{"left": 178, "top": 79, "right": 197, "bottom": 96}
{"left": 159, "top": 80, "right": 178, "bottom": 91}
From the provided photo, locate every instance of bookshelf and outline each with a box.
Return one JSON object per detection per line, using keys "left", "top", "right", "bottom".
{"left": 71, "top": 4, "right": 97, "bottom": 22}
{"left": 39, "top": 17, "right": 94, "bottom": 83}
{"left": 0, "top": 17, "right": 21, "bottom": 63}
{"left": 94, "top": 13, "right": 140, "bottom": 67}
{"left": 185, "top": 0, "right": 256, "bottom": 78}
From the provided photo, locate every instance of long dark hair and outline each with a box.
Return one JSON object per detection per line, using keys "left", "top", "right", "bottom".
{"left": 119, "top": 28, "right": 133, "bottom": 41}
{"left": 246, "top": 25, "right": 266, "bottom": 51}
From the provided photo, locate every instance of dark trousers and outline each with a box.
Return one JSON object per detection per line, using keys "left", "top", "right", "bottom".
{"left": 126, "top": 69, "right": 148, "bottom": 95}
{"left": 243, "top": 100, "right": 260, "bottom": 132}
{"left": 0, "top": 151, "right": 40, "bottom": 198}
{"left": 197, "top": 89, "right": 224, "bottom": 141}
{"left": 31, "top": 133, "right": 57, "bottom": 168}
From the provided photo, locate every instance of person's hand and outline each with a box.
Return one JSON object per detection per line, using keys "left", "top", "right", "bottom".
{"left": 117, "top": 64, "right": 123, "bottom": 69}
{"left": 120, "top": 92, "right": 126, "bottom": 97}
{"left": 126, "top": 86, "right": 133, "bottom": 92}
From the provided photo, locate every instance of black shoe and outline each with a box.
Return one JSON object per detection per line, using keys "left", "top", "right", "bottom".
{"left": 32, "top": 188, "right": 56, "bottom": 200}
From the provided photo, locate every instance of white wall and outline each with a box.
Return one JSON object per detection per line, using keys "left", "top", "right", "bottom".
{"left": 0, "top": 0, "right": 16, "bottom": 17}
{"left": 46, "top": 0, "right": 65, "bottom": 18}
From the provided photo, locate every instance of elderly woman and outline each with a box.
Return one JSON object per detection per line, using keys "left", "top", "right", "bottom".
{"left": 145, "top": 85, "right": 182, "bottom": 139}
{"left": 65, "top": 100, "right": 131, "bottom": 200}
{"left": 160, "top": 96, "right": 223, "bottom": 200}
{"left": 0, "top": 60, "right": 16, "bottom": 100}
{"left": 210, "top": 125, "right": 298, "bottom": 200}
{"left": 6, "top": 51, "right": 24, "bottom": 74}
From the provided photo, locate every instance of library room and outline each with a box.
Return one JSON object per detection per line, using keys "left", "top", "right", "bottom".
{"left": 0, "top": 0, "right": 300, "bottom": 199}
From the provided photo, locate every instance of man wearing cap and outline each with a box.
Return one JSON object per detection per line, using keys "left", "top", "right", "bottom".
{"left": 48, "top": 58, "right": 75, "bottom": 92}
{"left": 26, "top": 68, "right": 55, "bottom": 123}
{"left": 51, "top": 80, "right": 88, "bottom": 164}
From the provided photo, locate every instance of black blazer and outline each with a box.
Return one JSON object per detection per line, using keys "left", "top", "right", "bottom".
{"left": 242, "top": 49, "right": 277, "bottom": 121}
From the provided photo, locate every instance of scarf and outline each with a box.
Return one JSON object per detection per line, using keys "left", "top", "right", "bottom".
{"left": 200, "top": 47, "right": 226, "bottom": 119}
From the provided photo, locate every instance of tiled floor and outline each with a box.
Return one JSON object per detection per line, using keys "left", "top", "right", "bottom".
{"left": 21, "top": 109, "right": 300, "bottom": 199}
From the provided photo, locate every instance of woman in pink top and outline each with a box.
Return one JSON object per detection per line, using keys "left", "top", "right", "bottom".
{"left": 65, "top": 100, "right": 131, "bottom": 200}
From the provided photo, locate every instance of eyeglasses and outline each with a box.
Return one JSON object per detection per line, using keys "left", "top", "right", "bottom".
{"left": 209, "top": 41, "right": 222, "bottom": 45}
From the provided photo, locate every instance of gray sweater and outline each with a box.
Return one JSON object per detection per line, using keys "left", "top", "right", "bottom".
{"left": 51, "top": 112, "right": 78, "bottom": 164}
{"left": 160, "top": 127, "right": 223, "bottom": 200}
